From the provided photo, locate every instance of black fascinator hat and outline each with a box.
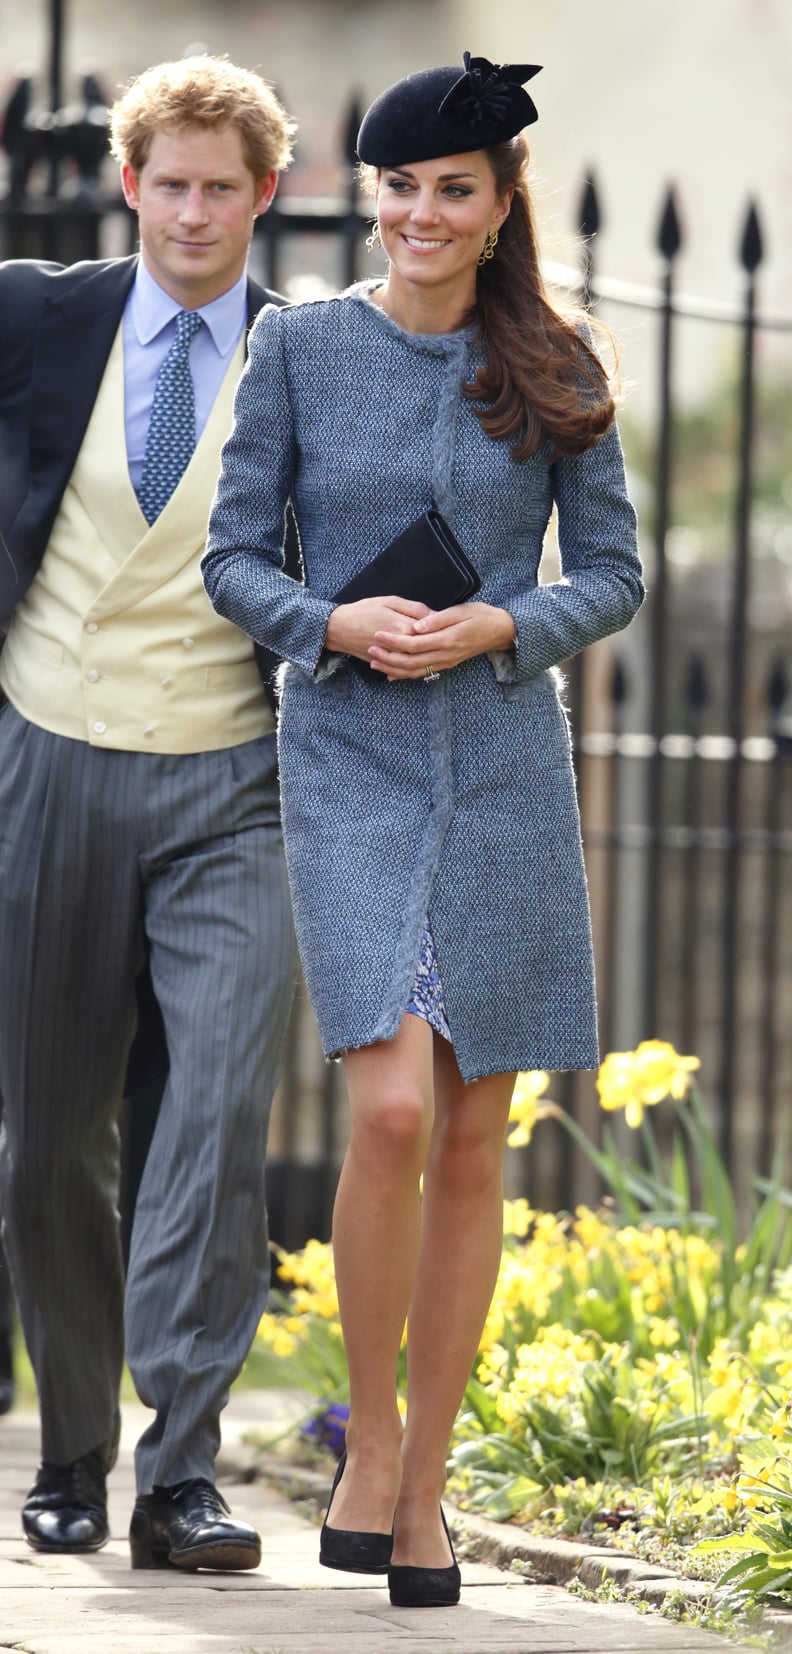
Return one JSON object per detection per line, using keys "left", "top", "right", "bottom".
{"left": 357, "top": 51, "right": 541, "bottom": 168}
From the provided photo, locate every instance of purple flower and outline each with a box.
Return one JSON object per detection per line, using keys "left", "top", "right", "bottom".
{"left": 302, "top": 1401, "right": 349, "bottom": 1459}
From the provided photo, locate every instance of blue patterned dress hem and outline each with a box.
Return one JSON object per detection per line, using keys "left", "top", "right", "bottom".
{"left": 405, "top": 918, "right": 452, "bottom": 1043}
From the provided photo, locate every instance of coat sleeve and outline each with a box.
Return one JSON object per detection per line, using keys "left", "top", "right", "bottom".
{"left": 202, "top": 304, "right": 334, "bottom": 676}
{"left": 0, "top": 263, "right": 53, "bottom": 597}
{"left": 1, "top": 266, "right": 46, "bottom": 623}
{"left": 492, "top": 414, "right": 644, "bottom": 685}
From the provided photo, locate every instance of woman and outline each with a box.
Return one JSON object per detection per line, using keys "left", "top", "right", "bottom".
{"left": 204, "top": 52, "right": 643, "bottom": 1607}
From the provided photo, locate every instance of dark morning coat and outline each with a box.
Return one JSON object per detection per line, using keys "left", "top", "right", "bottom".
{"left": 0, "top": 253, "right": 283, "bottom": 666}
{"left": 0, "top": 253, "right": 285, "bottom": 1094}
{"left": 204, "top": 283, "right": 645, "bottom": 1080}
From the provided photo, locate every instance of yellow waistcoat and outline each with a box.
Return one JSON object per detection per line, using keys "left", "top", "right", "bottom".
{"left": 0, "top": 324, "right": 274, "bottom": 753}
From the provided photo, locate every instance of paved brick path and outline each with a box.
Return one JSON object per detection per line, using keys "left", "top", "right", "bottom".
{"left": 0, "top": 1398, "right": 747, "bottom": 1653}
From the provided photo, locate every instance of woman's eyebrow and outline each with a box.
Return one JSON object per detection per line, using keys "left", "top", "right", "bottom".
{"left": 387, "top": 167, "right": 479, "bottom": 182}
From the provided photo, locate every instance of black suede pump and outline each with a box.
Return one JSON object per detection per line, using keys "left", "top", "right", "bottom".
{"left": 388, "top": 1506, "right": 461, "bottom": 1608}
{"left": 319, "top": 1451, "right": 394, "bottom": 1574}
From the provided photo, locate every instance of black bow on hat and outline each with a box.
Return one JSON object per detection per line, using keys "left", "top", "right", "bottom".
{"left": 439, "top": 52, "right": 541, "bottom": 136}
{"left": 356, "top": 51, "right": 542, "bottom": 168}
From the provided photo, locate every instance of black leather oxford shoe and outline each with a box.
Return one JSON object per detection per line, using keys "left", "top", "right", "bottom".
{"left": 22, "top": 1416, "right": 120, "bottom": 1553}
{"left": 129, "top": 1478, "right": 261, "bottom": 1571}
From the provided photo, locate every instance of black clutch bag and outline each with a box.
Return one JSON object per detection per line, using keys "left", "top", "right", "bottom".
{"left": 333, "top": 509, "right": 481, "bottom": 681}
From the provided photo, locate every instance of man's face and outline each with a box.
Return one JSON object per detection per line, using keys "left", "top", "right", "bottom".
{"left": 121, "top": 124, "right": 277, "bottom": 308}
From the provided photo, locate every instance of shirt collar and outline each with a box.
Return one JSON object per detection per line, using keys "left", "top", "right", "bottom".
{"left": 129, "top": 258, "right": 248, "bottom": 357}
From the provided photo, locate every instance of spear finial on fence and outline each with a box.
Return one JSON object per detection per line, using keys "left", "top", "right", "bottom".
{"left": 579, "top": 173, "right": 600, "bottom": 241}
{"left": 657, "top": 186, "right": 682, "bottom": 261}
{"left": 739, "top": 200, "right": 763, "bottom": 273}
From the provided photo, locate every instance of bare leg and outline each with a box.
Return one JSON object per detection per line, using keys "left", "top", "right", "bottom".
{"left": 393, "top": 1041, "right": 514, "bottom": 1566}
{"left": 328, "top": 1013, "right": 435, "bottom": 1534}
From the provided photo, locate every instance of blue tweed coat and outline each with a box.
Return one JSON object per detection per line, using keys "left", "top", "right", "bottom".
{"left": 203, "top": 282, "right": 643, "bottom": 1079}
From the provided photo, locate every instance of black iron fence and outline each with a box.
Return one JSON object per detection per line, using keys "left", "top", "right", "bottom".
{"left": 2, "top": 98, "right": 790, "bottom": 1242}
{"left": 566, "top": 200, "right": 789, "bottom": 1232}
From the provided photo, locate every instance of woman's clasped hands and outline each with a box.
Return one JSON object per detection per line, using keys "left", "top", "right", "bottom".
{"left": 325, "top": 596, "right": 516, "bottom": 680}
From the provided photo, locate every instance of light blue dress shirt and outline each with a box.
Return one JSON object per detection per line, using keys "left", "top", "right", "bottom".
{"left": 123, "top": 259, "right": 248, "bottom": 492}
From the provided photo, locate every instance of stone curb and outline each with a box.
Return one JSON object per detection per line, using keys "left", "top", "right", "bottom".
{"left": 218, "top": 1439, "right": 792, "bottom": 1648}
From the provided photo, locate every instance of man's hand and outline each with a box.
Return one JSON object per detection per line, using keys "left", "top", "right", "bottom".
{"left": 368, "top": 602, "right": 516, "bottom": 681}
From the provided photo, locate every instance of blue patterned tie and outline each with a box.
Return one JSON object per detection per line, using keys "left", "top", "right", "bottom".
{"left": 137, "top": 309, "right": 203, "bottom": 526}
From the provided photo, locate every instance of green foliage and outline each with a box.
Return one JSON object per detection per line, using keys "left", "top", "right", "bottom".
{"left": 555, "top": 1078, "right": 792, "bottom": 1357}
{"left": 697, "top": 1440, "right": 792, "bottom": 1605}
{"left": 454, "top": 1349, "right": 709, "bottom": 1494}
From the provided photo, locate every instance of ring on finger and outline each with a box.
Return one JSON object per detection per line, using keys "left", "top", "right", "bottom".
{"left": 424, "top": 665, "right": 440, "bottom": 681}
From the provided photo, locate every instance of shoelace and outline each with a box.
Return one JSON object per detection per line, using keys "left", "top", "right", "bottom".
{"left": 161, "top": 1478, "right": 231, "bottom": 1518}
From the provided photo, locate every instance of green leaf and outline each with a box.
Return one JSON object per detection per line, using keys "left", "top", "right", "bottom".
{"left": 695, "top": 1534, "right": 759, "bottom": 1556}
{"left": 676, "top": 1090, "right": 737, "bottom": 1261}
{"left": 718, "top": 1550, "right": 772, "bottom": 1583}
{"left": 669, "top": 1131, "right": 691, "bottom": 1211}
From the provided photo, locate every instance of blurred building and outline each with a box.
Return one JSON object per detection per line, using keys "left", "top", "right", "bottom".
{"left": 1, "top": 0, "right": 789, "bottom": 404}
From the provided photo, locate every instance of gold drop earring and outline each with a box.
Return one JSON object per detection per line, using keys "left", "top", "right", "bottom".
{"left": 477, "top": 226, "right": 499, "bottom": 267}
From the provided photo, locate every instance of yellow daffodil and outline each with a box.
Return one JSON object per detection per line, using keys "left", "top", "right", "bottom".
{"left": 769, "top": 1405, "right": 792, "bottom": 1440}
{"left": 503, "top": 1197, "right": 534, "bottom": 1238}
{"left": 596, "top": 1041, "right": 700, "bottom": 1127}
{"left": 647, "top": 1316, "right": 682, "bottom": 1349}
{"left": 573, "top": 1206, "right": 612, "bottom": 1250}
{"left": 257, "top": 1312, "right": 299, "bottom": 1358}
{"left": 596, "top": 1051, "right": 641, "bottom": 1117}
{"left": 632, "top": 1041, "right": 700, "bottom": 1102}
{"left": 507, "top": 1070, "right": 560, "bottom": 1147}
{"left": 274, "top": 1238, "right": 339, "bottom": 1320}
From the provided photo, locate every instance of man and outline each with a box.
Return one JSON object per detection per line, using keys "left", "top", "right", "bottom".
{"left": 0, "top": 56, "right": 298, "bottom": 1571}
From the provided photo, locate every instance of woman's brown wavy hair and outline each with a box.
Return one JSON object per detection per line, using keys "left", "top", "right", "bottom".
{"left": 470, "top": 135, "right": 615, "bottom": 460}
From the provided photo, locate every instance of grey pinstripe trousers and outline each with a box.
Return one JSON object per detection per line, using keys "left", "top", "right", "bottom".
{"left": 0, "top": 702, "right": 296, "bottom": 1493}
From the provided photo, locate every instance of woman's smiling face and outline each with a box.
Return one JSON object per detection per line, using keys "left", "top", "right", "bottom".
{"left": 375, "top": 151, "right": 512, "bottom": 306}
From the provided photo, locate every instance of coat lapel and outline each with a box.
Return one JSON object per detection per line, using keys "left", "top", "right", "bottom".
{"left": 26, "top": 259, "right": 138, "bottom": 503}
{"left": 13, "top": 263, "right": 272, "bottom": 612}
